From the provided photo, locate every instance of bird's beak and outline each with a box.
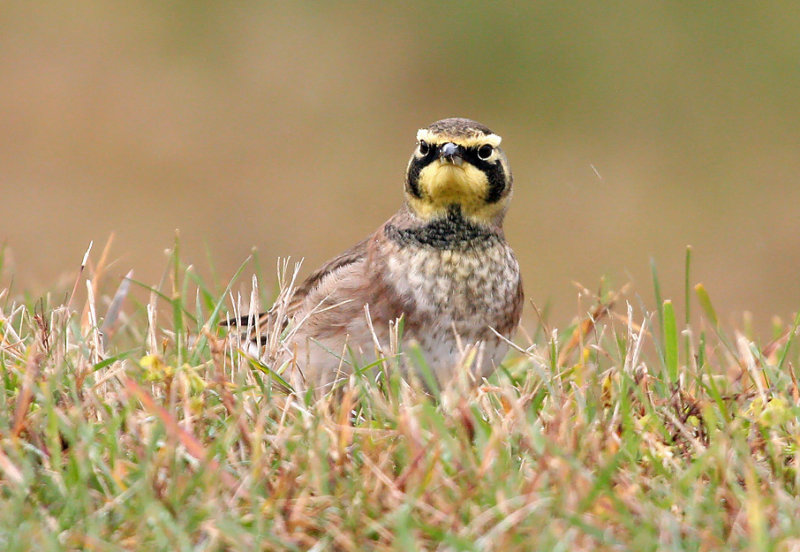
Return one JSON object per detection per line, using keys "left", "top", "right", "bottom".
{"left": 439, "top": 142, "right": 464, "bottom": 166}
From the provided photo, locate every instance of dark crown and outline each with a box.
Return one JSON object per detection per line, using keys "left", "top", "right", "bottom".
{"left": 424, "top": 118, "right": 494, "bottom": 137}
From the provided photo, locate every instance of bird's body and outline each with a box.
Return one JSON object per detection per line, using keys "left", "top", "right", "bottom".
{"left": 234, "top": 118, "right": 523, "bottom": 390}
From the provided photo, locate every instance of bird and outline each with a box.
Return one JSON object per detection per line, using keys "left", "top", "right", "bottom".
{"left": 228, "top": 118, "right": 523, "bottom": 391}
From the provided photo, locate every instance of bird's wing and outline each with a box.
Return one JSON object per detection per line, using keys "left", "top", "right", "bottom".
{"left": 287, "top": 236, "right": 371, "bottom": 313}
{"left": 221, "top": 236, "right": 372, "bottom": 334}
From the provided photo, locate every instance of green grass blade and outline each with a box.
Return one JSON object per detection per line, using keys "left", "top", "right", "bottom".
{"left": 244, "top": 353, "right": 293, "bottom": 392}
{"left": 663, "top": 300, "right": 679, "bottom": 384}
{"left": 777, "top": 309, "right": 800, "bottom": 372}
{"left": 651, "top": 257, "right": 664, "bottom": 337}
{"left": 684, "top": 245, "right": 692, "bottom": 365}
{"left": 695, "top": 283, "right": 718, "bottom": 327}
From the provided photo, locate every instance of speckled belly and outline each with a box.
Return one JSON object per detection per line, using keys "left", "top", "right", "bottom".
{"left": 384, "top": 240, "right": 521, "bottom": 376}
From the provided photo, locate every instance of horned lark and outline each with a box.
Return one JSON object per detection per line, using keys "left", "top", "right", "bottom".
{"left": 232, "top": 118, "right": 523, "bottom": 389}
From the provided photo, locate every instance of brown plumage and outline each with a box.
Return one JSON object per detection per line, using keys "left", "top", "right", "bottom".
{"left": 229, "top": 118, "right": 524, "bottom": 391}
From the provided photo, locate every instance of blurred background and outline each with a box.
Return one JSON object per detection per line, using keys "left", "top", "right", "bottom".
{"left": 2, "top": 2, "right": 799, "bottom": 331}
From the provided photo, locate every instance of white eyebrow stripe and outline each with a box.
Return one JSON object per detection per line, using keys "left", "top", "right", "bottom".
{"left": 416, "top": 129, "right": 502, "bottom": 149}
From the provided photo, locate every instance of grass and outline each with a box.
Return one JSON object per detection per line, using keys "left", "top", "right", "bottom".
{"left": 1, "top": 242, "right": 800, "bottom": 551}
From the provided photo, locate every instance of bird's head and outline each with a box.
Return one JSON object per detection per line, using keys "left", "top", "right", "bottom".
{"left": 404, "top": 118, "right": 513, "bottom": 225}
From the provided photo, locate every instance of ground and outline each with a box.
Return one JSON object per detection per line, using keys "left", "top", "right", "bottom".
{"left": 1, "top": 245, "right": 799, "bottom": 551}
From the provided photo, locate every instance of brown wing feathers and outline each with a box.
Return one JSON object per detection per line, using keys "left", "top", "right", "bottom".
{"left": 221, "top": 237, "right": 371, "bottom": 341}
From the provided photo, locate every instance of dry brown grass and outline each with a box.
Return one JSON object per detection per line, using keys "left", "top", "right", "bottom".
{"left": 1, "top": 244, "right": 799, "bottom": 551}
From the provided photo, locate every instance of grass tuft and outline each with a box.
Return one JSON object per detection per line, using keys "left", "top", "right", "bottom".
{"left": 1, "top": 247, "right": 800, "bottom": 550}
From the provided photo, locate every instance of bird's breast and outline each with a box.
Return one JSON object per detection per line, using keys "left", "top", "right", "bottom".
{"left": 382, "top": 239, "right": 521, "bottom": 340}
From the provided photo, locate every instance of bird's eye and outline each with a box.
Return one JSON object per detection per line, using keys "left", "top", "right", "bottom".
{"left": 478, "top": 144, "right": 494, "bottom": 160}
{"left": 418, "top": 140, "right": 430, "bottom": 156}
